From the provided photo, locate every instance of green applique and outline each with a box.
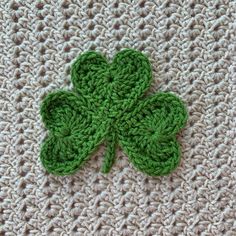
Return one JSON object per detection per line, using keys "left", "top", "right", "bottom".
{"left": 40, "top": 49, "right": 188, "bottom": 176}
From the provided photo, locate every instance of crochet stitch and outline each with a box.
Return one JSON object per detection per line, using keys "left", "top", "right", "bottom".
{"left": 40, "top": 49, "right": 188, "bottom": 176}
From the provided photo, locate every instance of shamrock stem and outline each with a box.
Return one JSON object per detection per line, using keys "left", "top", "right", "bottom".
{"left": 101, "top": 133, "right": 117, "bottom": 174}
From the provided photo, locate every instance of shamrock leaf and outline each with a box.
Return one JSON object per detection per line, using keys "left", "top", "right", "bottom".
{"left": 40, "top": 49, "right": 187, "bottom": 176}
{"left": 118, "top": 92, "right": 188, "bottom": 176}
{"left": 71, "top": 49, "right": 152, "bottom": 114}
{"left": 40, "top": 91, "right": 108, "bottom": 175}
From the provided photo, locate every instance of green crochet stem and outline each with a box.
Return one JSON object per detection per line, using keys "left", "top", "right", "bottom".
{"left": 40, "top": 48, "right": 188, "bottom": 176}
{"left": 101, "top": 132, "right": 117, "bottom": 173}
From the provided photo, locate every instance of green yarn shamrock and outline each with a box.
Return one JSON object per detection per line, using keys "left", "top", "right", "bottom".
{"left": 40, "top": 49, "right": 188, "bottom": 176}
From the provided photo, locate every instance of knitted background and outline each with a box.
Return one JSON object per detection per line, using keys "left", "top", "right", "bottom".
{"left": 0, "top": 0, "right": 235, "bottom": 235}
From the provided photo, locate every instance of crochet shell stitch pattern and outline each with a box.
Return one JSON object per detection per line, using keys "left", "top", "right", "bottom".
{"left": 40, "top": 49, "right": 188, "bottom": 176}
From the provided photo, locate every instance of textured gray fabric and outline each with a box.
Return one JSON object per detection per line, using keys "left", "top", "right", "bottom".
{"left": 0, "top": 0, "right": 235, "bottom": 235}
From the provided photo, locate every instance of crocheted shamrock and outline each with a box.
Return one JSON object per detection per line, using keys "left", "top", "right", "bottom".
{"left": 40, "top": 49, "right": 188, "bottom": 176}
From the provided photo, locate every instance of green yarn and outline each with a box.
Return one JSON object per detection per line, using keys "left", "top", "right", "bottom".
{"left": 40, "top": 49, "right": 188, "bottom": 176}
